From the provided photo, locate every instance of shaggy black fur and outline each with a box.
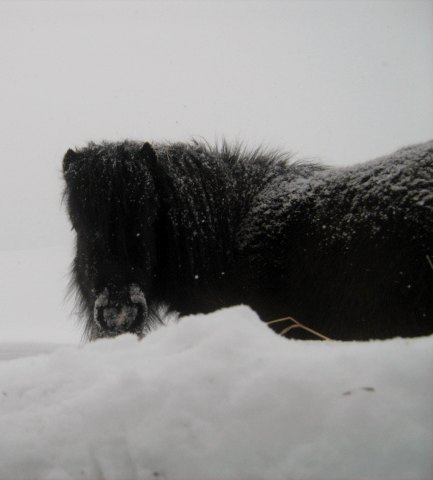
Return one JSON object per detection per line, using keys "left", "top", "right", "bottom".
{"left": 63, "top": 139, "right": 433, "bottom": 340}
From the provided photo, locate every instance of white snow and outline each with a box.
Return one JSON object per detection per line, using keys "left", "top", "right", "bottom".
{"left": 1, "top": 306, "right": 432, "bottom": 480}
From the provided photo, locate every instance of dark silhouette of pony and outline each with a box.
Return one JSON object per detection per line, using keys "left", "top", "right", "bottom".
{"left": 63, "top": 140, "right": 433, "bottom": 340}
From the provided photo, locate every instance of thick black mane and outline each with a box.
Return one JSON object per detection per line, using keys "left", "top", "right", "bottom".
{"left": 147, "top": 141, "right": 309, "bottom": 303}
{"left": 63, "top": 139, "right": 433, "bottom": 340}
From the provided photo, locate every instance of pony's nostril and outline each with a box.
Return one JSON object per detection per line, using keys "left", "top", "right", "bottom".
{"left": 95, "top": 289, "right": 109, "bottom": 309}
{"left": 129, "top": 284, "right": 146, "bottom": 307}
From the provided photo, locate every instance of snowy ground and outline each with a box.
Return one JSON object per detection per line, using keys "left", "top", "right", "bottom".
{"left": 1, "top": 306, "right": 432, "bottom": 480}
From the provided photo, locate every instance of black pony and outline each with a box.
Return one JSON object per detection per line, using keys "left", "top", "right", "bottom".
{"left": 63, "top": 140, "right": 433, "bottom": 340}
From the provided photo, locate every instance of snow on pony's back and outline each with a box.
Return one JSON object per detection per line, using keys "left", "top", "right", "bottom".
{"left": 0, "top": 306, "right": 432, "bottom": 480}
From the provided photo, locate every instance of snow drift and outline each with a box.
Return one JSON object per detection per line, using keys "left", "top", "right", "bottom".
{"left": 1, "top": 306, "right": 432, "bottom": 480}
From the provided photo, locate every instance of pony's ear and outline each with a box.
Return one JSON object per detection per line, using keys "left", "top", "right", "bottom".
{"left": 138, "top": 142, "right": 157, "bottom": 163}
{"left": 140, "top": 142, "right": 162, "bottom": 188}
{"left": 63, "top": 148, "right": 77, "bottom": 173}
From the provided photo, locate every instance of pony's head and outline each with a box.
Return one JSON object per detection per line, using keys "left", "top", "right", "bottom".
{"left": 63, "top": 141, "right": 160, "bottom": 339}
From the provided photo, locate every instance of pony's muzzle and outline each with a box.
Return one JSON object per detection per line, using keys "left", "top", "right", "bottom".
{"left": 94, "top": 284, "right": 147, "bottom": 337}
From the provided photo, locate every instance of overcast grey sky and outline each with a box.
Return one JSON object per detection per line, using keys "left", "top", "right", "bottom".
{"left": 0, "top": 0, "right": 432, "bottom": 250}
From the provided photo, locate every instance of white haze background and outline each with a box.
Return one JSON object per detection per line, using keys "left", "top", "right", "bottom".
{"left": 0, "top": 2, "right": 432, "bottom": 479}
